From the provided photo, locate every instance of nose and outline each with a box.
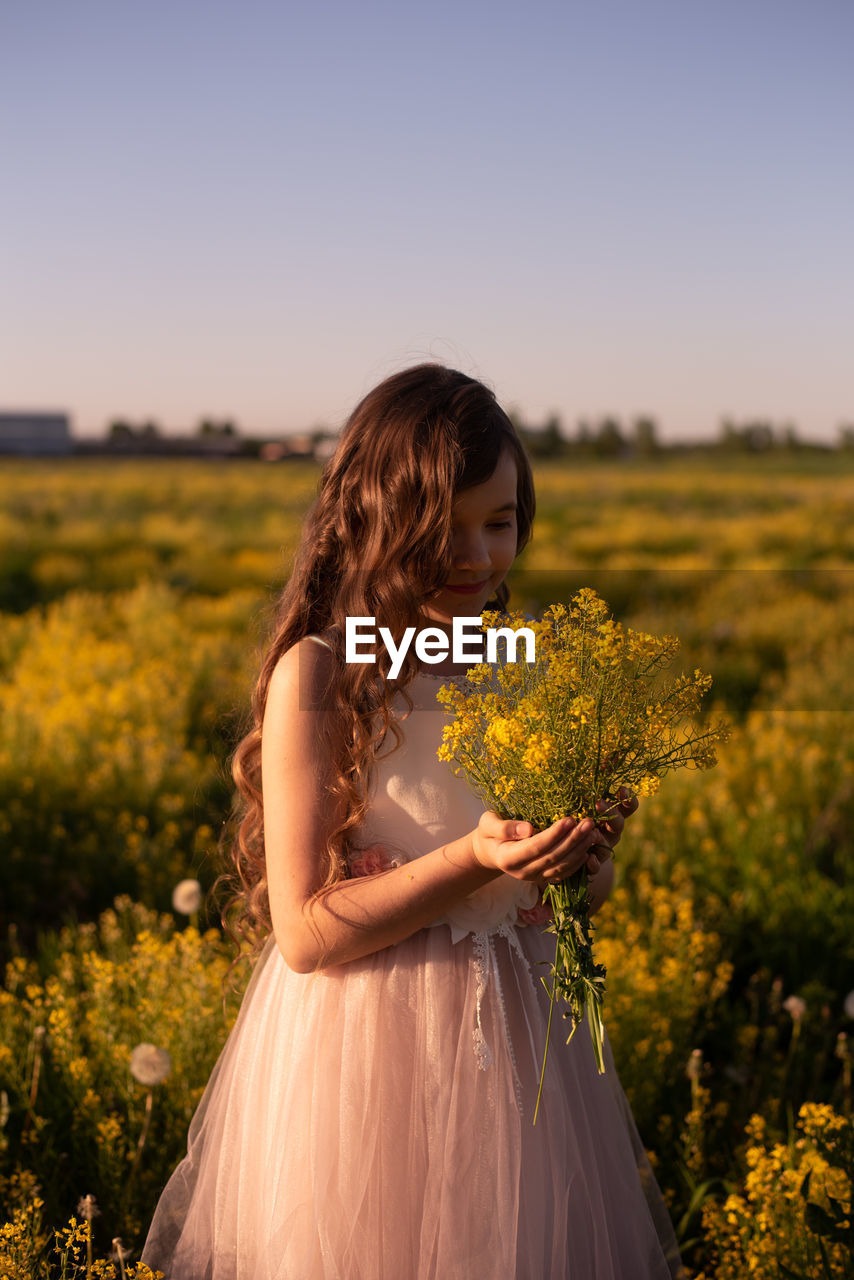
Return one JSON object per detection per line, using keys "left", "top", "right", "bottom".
{"left": 451, "top": 527, "right": 491, "bottom": 571}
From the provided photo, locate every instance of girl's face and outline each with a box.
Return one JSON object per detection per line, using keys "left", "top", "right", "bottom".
{"left": 421, "top": 448, "right": 519, "bottom": 628}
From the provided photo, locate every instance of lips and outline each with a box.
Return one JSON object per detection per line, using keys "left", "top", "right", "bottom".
{"left": 444, "top": 579, "right": 491, "bottom": 594}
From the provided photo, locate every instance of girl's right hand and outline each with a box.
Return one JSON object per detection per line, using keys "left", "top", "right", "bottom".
{"left": 470, "top": 811, "right": 606, "bottom": 885}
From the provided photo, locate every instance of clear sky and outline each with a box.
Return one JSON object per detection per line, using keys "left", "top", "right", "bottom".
{"left": 2, "top": 0, "right": 852, "bottom": 441}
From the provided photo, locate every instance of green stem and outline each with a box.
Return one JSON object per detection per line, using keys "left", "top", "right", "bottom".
{"left": 533, "top": 928, "right": 561, "bottom": 1127}
{"left": 124, "top": 1088, "right": 154, "bottom": 1209}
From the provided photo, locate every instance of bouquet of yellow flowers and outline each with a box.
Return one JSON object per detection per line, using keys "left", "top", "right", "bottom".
{"left": 436, "top": 588, "right": 728, "bottom": 1116}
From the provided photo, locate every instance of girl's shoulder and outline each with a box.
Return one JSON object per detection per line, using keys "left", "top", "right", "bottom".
{"left": 268, "top": 632, "right": 339, "bottom": 712}
{"left": 274, "top": 630, "right": 336, "bottom": 666}
{"left": 304, "top": 621, "right": 345, "bottom": 650}
{"left": 284, "top": 623, "right": 343, "bottom": 657}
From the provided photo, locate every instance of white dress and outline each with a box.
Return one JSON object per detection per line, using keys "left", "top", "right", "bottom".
{"left": 142, "top": 640, "right": 684, "bottom": 1279}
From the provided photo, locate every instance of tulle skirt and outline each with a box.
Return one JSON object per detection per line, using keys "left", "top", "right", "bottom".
{"left": 141, "top": 923, "right": 684, "bottom": 1280}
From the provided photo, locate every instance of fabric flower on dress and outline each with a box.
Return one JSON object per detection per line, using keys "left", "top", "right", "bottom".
{"left": 517, "top": 899, "right": 553, "bottom": 926}
{"left": 349, "top": 844, "right": 401, "bottom": 877}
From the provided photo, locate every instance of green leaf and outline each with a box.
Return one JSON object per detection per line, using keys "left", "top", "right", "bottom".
{"left": 805, "top": 1201, "right": 839, "bottom": 1239}
{"left": 824, "top": 1193, "right": 850, "bottom": 1227}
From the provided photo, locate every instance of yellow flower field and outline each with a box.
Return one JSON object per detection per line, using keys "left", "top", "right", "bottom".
{"left": 1, "top": 454, "right": 853, "bottom": 1276}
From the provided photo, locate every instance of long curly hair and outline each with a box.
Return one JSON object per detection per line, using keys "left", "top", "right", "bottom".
{"left": 214, "top": 363, "right": 535, "bottom": 984}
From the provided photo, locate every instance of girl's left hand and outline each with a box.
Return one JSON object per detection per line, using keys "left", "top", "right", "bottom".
{"left": 586, "top": 786, "right": 638, "bottom": 868}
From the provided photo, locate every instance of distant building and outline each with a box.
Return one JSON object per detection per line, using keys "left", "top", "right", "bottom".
{"left": 0, "top": 413, "right": 72, "bottom": 456}
{"left": 313, "top": 435, "right": 339, "bottom": 462}
{"left": 259, "top": 433, "right": 328, "bottom": 462}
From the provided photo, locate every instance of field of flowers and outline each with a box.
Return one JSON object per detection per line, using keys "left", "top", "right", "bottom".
{"left": 1, "top": 454, "right": 853, "bottom": 1277}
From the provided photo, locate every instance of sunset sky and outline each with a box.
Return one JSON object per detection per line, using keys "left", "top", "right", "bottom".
{"left": 2, "top": 0, "right": 852, "bottom": 441}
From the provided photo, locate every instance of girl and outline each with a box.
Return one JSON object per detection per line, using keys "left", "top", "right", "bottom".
{"left": 142, "top": 364, "right": 684, "bottom": 1279}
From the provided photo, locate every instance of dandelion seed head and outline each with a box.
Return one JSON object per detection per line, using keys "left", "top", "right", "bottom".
{"left": 844, "top": 990, "right": 854, "bottom": 1020}
{"left": 172, "top": 878, "right": 203, "bottom": 915}
{"left": 130, "top": 1042, "right": 172, "bottom": 1086}
{"left": 686, "top": 1048, "right": 703, "bottom": 1081}
{"left": 76, "top": 1193, "right": 100, "bottom": 1221}
{"left": 783, "top": 995, "right": 806, "bottom": 1023}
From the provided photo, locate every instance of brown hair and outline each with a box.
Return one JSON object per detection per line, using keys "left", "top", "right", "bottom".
{"left": 214, "top": 363, "right": 535, "bottom": 983}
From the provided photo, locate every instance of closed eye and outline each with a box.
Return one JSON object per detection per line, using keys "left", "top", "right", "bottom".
{"left": 488, "top": 521, "right": 513, "bottom": 529}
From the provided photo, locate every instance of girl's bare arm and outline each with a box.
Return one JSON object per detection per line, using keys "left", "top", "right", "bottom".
{"left": 263, "top": 639, "right": 605, "bottom": 972}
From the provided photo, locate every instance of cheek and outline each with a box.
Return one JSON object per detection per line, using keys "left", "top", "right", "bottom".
{"left": 496, "top": 529, "right": 518, "bottom": 567}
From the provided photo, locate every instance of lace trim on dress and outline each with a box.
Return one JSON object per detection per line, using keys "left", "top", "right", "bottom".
{"left": 471, "top": 932, "right": 495, "bottom": 1071}
{"left": 415, "top": 667, "right": 472, "bottom": 682}
{"left": 471, "top": 924, "right": 538, "bottom": 1116}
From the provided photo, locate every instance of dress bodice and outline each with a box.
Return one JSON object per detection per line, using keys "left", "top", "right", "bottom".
{"left": 305, "top": 636, "right": 538, "bottom": 940}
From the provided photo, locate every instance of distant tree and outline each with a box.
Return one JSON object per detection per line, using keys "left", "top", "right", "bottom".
{"left": 781, "top": 422, "right": 800, "bottom": 450}
{"left": 140, "top": 421, "right": 160, "bottom": 439}
{"left": 506, "top": 408, "right": 563, "bottom": 459}
{"left": 108, "top": 419, "right": 134, "bottom": 441}
{"left": 632, "top": 417, "right": 659, "bottom": 455}
{"left": 718, "top": 419, "right": 741, "bottom": 451}
{"left": 197, "top": 418, "right": 236, "bottom": 437}
{"left": 541, "top": 414, "right": 564, "bottom": 456}
{"left": 744, "top": 421, "right": 774, "bottom": 451}
{"left": 839, "top": 424, "right": 854, "bottom": 451}
{"left": 718, "top": 418, "right": 775, "bottom": 452}
{"left": 523, "top": 414, "right": 565, "bottom": 458}
{"left": 593, "top": 417, "right": 625, "bottom": 457}
{"left": 574, "top": 420, "right": 593, "bottom": 452}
